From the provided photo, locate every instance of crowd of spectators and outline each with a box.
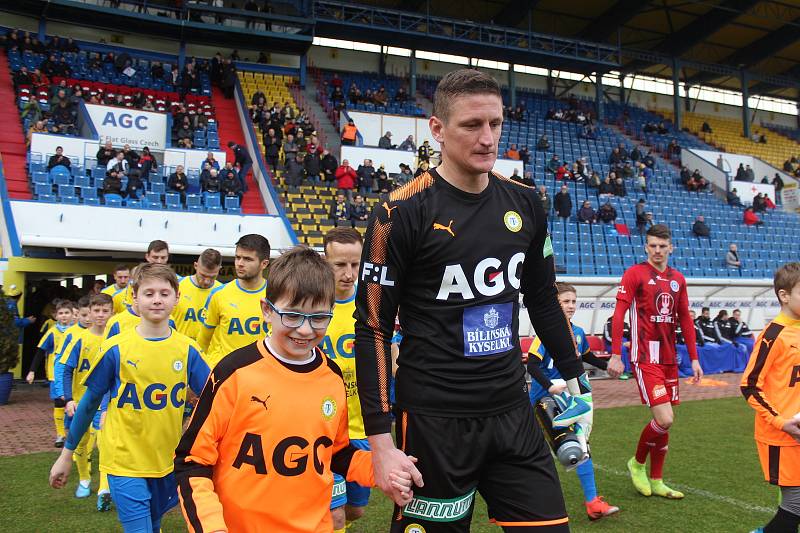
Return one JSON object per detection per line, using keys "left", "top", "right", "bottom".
{"left": 327, "top": 73, "right": 412, "bottom": 112}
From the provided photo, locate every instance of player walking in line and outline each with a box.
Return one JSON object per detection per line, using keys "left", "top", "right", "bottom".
{"left": 321, "top": 228, "right": 372, "bottom": 533}
{"left": 171, "top": 248, "right": 223, "bottom": 340}
{"left": 355, "top": 69, "right": 589, "bottom": 532}
{"left": 101, "top": 265, "right": 131, "bottom": 315}
{"left": 608, "top": 224, "right": 703, "bottom": 499}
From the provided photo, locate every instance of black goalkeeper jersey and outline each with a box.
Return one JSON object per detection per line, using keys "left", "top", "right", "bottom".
{"left": 354, "top": 168, "right": 584, "bottom": 436}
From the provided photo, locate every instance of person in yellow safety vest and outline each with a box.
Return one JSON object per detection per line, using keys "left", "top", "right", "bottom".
{"left": 341, "top": 119, "right": 358, "bottom": 146}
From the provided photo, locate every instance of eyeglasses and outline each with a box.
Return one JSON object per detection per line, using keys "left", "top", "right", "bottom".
{"left": 266, "top": 300, "right": 333, "bottom": 330}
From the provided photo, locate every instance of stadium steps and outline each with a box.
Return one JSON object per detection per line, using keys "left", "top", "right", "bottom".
{"left": 303, "top": 77, "right": 340, "bottom": 155}
{"left": 0, "top": 53, "right": 32, "bottom": 199}
{"left": 211, "top": 86, "right": 265, "bottom": 215}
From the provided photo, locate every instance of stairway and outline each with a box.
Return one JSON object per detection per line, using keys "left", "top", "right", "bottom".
{"left": 303, "top": 77, "right": 341, "bottom": 156}
{"left": 0, "top": 54, "right": 31, "bottom": 199}
{"left": 211, "top": 86, "right": 265, "bottom": 214}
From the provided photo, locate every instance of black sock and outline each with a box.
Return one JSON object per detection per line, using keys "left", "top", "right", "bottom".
{"left": 764, "top": 507, "right": 800, "bottom": 533}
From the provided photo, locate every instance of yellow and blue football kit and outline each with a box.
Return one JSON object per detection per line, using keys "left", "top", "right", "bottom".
{"left": 36, "top": 323, "right": 70, "bottom": 439}
{"left": 102, "top": 284, "right": 129, "bottom": 315}
{"left": 171, "top": 276, "right": 221, "bottom": 340}
{"left": 320, "top": 291, "right": 371, "bottom": 510}
{"left": 65, "top": 328, "right": 210, "bottom": 531}
{"left": 198, "top": 279, "right": 268, "bottom": 367}
{"left": 105, "top": 305, "right": 176, "bottom": 339}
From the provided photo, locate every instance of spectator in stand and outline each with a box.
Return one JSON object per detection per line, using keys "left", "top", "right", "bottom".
{"left": 546, "top": 154, "right": 560, "bottom": 173}
{"left": 537, "top": 186, "right": 551, "bottom": 213}
{"left": 620, "top": 162, "right": 634, "bottom": 179}
{"left": 764, "top": 194, "right": 776, "bottom": 210}
{"left": 341, "top": 119, "right": 358, "bottom": 146}
{"left": 175, "top": 118, "right": 193, "bottom": 145}
{"left": 121, "top": 144, "right": 140, "bottom": 169}
{"left": 220, "top": 168, "right": 242, "bottom": 202}
{"left": 26, "top": 119, "right": 47, "bottom": 147}
{"left": 588, "top": 170, "right": 601, "bottom": 189}
{"left": 726, "top": 244, "right": 742, "bottom": 269}
{"left": 418, "top": 140, "right": 433, "bottom": 163}
{"left": 504, "top": 144, "right": 520, "bottom": 160}
{"left": 202, "top": 169, "right": 221, "bottom": 193}
{"left": 735, "top": 163, "right": 747, "bottom": 181}
{"left": 414, "top": 161, "right": 430, "bottom": 179}
{"left": 687, "top": 170, "right": 709, "bottom": 192}
{"left": 320, "top": 149, "right": 338, "bottom": 184}
{"left": 636, "top": 167, "right": 647, "bottom": 194}
{"left": 96, "top": 141, "right": 117, "bottom": 168}
{"left": 609, "top": 147, "right": 623, "bottom": 166}
{"left": 518, "top": 145, "right": 531, "bottom": 167}
{"left": 398, "top": 135, "right": 416, "bottom": 152}
{"left": 727, "top": 187, "right": 744, "bottom": 207}
{"left": 378, "top": 131, "right": 394, "bottom": 150}
{"left": 394, "top": 87, "right": 408, "bottom": 103}
{"left": 554, "top": 184, "right": 572, "bottom": 220}
{"left": 329, "top": 192, "right": 350, "bottom": 227}
{"left": 577, "top": 200, "right": 596, "bottom": 224}
{"left": 597, "top": 201, "right": 617, "bottom": 223}
{"left": 666, "top": 139, "right": 681, "bottom": 158}
{"left": 107, "top": 151, "right": 129, "bottom": 176}
{"left": 349, "top": 194, "right": 368, "bottom": 225}
{"left": 692, "top": 215, "right": 711, "bottom": 238}
{"left": 284, "top": 154, "right": 305, "bottom": 187}
{"left": 743, "top": 207, "right": 763, "bottom": 226}
{"left": 335, "top": 159, "right": 356, "bottom": 202}
{"left": 772, "top": 173, "right": 785, "bottom": 195}
{"left": 752, "top": 193, "right": 767, "bottom": 213}
{"left": 303, "top": 149, "right": 321, "bottom": 184}
{"left": 47, "top": 146, "right": 71, "bottom": 171}
{"left": 396, "top": 164, "right": 414, "bottom": 188}
{"left": 103, "top": 169, "right": 124, "bottom": 199}
{"left": 642, "top": 150, "right": 656, "bottom": 169}
{"left": 701, "top": 121, "right": 712, "bottom": 133}
{"left": 613, "top": 176, "right": 627, "bottom": 197}
{"left": 138, "top": 147, "right": 157, "bottom": 179}
{"left": 331, "top": 86, "right": 345, "bottom": 109}
{"left": 264, "top": 130, "right": 281, "bottom": 172}
{"left": 599, "top": 175, "right": 615, "bottom": 196}
{"left": 125, "top": 169, "right": 144, "bottom": 200}
{"left": 555, "top": 163, "right": 572, "bottom": 181}
{"left": 200, "top": 152, "right": 218, "bottom": 172}
{"left": 635, "top": 198, "right": 648, "bottom": 234}
{"left": 630, "top": 145, "right": 642, "bottom": 163}
{"left": 12, "top": 66, "right": 31, "bottom": 91}
{"left": 356, "top": 159, "right": 375, "bottom": 196}
{"left": 51, "top": 100, "right": 76, "bottom": 135}
{"left": 375, "top": 164, "right": 390, "bottom": 193}
{"left": 744, "top": 165, "right": 756, "bottom": 182}
{"left": 536, "top": 134, "right": 550, "bottom": 151}
{"left": 282, "top": 134, "right": 298, "bottom": 165}
{"left": 168, "top": 165, "right": 189, "bottom": 203}
{"left": 227, "top": 141, "right": 252, "bottom": 192}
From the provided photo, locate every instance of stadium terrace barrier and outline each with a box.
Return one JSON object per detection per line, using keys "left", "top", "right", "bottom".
{"left": 233, "top": 75, "right": 298, "bottom": 244}
{"left": 344, "top": 110, "right": 441, "bottom": 152}
{"left": 163, "top": 148, "right": 226, "bottom": 170}
{"left": 10, "top": 201, "right": 295, "bottom": 256}
{"left": 30, "top": 133, "right": 99, "bottom": 167}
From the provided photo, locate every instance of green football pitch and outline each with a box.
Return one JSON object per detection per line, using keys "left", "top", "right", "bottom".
{"left": 0, "top": 397, "right": 776, "bottom": 532}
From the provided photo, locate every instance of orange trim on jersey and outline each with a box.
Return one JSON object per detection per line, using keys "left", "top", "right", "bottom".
{"left": 489, "top": 517, "right": 569, "bottom": 527}
{"left": 389, "top": 172, "right": 434, "bottom": 202}
{"left": 494, "top": 170, "right": 535, "bottom": 190}
{"left": 400, "top": 411, "right": 408, "bottom": 451}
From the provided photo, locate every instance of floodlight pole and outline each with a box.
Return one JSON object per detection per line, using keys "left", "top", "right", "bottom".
{"left": 595, "top": 72, "right": 603, "bottom": 122}
{"left": 672, "top": 57, "right": 682, "bottom": 130}
{"left": 410, "top": 50, "right": 417, "bottom": 97}
{"left": 741, "top": 70, "right": 751, "bottom": 140}
{"left": 509, "top": 64, "right": 517, "bottom": 108}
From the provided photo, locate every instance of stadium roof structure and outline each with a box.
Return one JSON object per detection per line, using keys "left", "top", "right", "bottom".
{"left": 333, "top": 0, "right": 800, "bottom": 99}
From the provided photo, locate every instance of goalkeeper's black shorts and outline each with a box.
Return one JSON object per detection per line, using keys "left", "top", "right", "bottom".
{"left": 390, "top": 403, "right": 570, "bottom": 533}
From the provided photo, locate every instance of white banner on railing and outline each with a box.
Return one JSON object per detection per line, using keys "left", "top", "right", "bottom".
{"left": 84, "top": 104, "right": 167, "bottom": 150}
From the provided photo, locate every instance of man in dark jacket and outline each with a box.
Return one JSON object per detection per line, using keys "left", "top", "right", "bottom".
{"left": 356, "top": 159, "right": 375, "bottom": 196}
{"left": 728, "top": 309, "right": 752, "bottom": 338}
{"left": 227, "top": 141, "right": 252, "bottom": 192}
{"left": 220, "top": 170, "right": 242, "bottom": 201}
{"left": 47, "top": 146, "right": 71, "bottom": 171}
{"left": 677, "top": 310, "right": 705, "bottom": 347}
{"left": 349, "top": 194, "right": 369, "bottom": 225}
{"left": 303, "top": 150, "right": 321, "bottom": 183}
{"left": 554, "top": 184, "right": 572, "bottom": 219}
{"left": 168, "top": 165, "right": 189, "bottom": 203}
{"left": 597, "top": 201, "right": 617, "bottom": 223}
{"left": 202, "top": 169, "right": 221, "bottom": 193}
{"left": 320, "top": 150, "right": 338, "bottom": 183}
{"left": 695, "top": 307, "right": 722, "bottom": 344}
{"left": 692, "top": 215, "right": 710, "bottom": 237}
{"left": 218, "top": 162, "right": 239, "bottom": 188}
{"left": 727, "top": 188, "right": 744, "bottom": 207}
{"left": 103, "top": 169, "right": 124, "bottom": 198}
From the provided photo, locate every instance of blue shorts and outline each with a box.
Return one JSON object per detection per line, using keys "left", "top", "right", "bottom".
{"left": 107, "top": 473, "right": 178, "bottom": 530}
{"left": 330, "top": 439, "right": 372, "bottom": 509}
{"left": 49, "top": 380, "right": 58, "bottom": 401}
{"left": 64, "top": 410, "right": 103, "bottom": 431}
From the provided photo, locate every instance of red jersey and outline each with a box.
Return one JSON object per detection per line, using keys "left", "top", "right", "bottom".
{"left": 612, "top": 262, "right": 698, "bottom": 365}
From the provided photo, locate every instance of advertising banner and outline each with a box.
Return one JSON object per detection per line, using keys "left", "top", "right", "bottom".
{"left": 85, "top": 104, "right": 167, "bottom": 150}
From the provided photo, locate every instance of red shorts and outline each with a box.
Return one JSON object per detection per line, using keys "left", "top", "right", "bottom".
{"left": 632, "top": 363, "right": 679, "bottom": 407}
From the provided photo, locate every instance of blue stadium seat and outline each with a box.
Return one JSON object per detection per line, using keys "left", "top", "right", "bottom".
{"left": 165, "top": 193, "right": 182, "bottom": 210}
{"left": 104, "top": 195, "right": 123, "bottom": 207}
{"left": 150, "top": 182, "right": 166, "bottom": 194}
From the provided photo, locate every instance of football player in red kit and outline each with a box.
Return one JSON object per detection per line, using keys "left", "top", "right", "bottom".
{"left": 608, "top": 224, "right": 703, "bottom": 499}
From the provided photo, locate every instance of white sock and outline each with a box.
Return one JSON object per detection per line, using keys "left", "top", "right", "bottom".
{"left": 79, "top": 480, "right": 90, "bottom": 488}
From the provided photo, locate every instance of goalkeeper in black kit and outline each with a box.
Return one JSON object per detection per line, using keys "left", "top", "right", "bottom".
{"left": 354, "top": 69, "right": 593, "bottom": 532}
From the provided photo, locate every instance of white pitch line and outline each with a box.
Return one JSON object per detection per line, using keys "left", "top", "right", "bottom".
{"left": 593, "top": 463, "right": 774, "bottom": 515}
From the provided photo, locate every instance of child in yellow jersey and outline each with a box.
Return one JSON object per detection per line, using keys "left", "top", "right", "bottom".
{"left": 171, "top": 248, "right": 222, "bottom": 340}
{"left": 49, "top": 263, "right": 210, "bottom": 533}
{"left": 59, "top": 294, "right": 113, "bottom": 503}
{"left": 742, "top": 263, "right": 800, "bottom": 533}
{"left": 101, "top": 264, "right": 130, "bottom": 315}
{"left": 174, "top": 246, "right": 416, "bottom": 533}
{"left": 321, "top": 228, "right": 371, "bottom": 532}
{"left": 26, "top": 299, "right": 73, "bottom": 447}
{"left": 105, "top": 301, "right": 177, "bottom": 339}
{"left": 197, "top": 234, "right": 270, "bottom": 367}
